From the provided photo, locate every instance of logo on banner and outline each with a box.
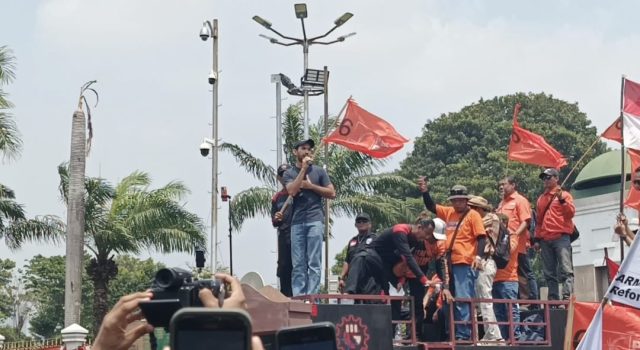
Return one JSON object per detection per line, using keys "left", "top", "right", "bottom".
{"left": 336, "top": 315, "right": 370, "bottom": 350}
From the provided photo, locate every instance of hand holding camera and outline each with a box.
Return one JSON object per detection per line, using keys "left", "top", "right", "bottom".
{"left": 92, "top": 291, "right": 154, "bottom": 350}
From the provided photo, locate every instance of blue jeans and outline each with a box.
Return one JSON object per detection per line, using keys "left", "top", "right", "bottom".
{"left": 492, "top": 281, "right": 520, "bottom": 340}
{"left": 540, "top": 235, "right": 574, "bottom": 300}
{"left": 444, "top": 264, "right": 477, "bottom": 340}
{"left": 290, "top": 221, "right": 323, "bottom": 296}
{"left": 518, "top": 251, "right": 539, "bottom": 301}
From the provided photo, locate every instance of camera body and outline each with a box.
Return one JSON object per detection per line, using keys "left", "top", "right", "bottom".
{"left": 139, "top": 267, "right": 226, "bottom": 327}
{"left": 152, "top": 267, "right": 224, "bottom": 307}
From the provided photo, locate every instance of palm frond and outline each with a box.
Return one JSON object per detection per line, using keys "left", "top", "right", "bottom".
{"left": 283, "top": 102, "right": 304, "bottom": 164}
{"left": 229, "top": 186, "right": 274, "bottom": 231}
{"left": 2, "top": 216, "right": 65, "bottom": 250}
{"left": 331, "top": 194, "right": 413, "bottom": 229}
{"left": 345, "top": 173, "right": 416, "bottom": 195}
{"left": 0, "top": 111, "right": 22, "bottom": 160}
{"left": 0, "top": 183, "right": 16, "bottom": 199}
{"left": 0, "top": 197, "right": 26, "bottom": 221}
{"left": 0, "top": 46, "right": 16, "bottom": 85}
{"left": 114, "top": 171, "right": 151, "bottom": 196}
{"left": 219, "top": 143, "right": 277, "bottom": 187}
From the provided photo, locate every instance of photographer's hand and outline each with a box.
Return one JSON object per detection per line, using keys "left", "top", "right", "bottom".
{"left": 198, "top": 274, "right": 264, "bottom": 349}
{"left": 92, "top": 291, "right": 154, "bottom": 350}
{"left": 198, "top": 273, "right": 246, "bottom": 309}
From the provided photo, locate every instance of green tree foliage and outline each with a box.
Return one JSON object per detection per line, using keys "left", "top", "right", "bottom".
{"left": 398, "top": 93, "right": 607, "bottom": 205}
{"left": 23, "top": 255, "right": 94, "bottom": 337}
{"left": 23, "top": 254, "right": 164, "bottom": 338}
{"left": 58, "top": 165, "right": 206, "bottom": 332}
{"left": 0, "top": 45, "right": 21, "bottom": 159}
{"left": 0, "top": 258, "right": 16, "bottom": 320}
{"left": 331, "top": 246, "right": 348, "bottom": 276}
{"left": 220, "top": 102, "right": 417, "bottom": 231}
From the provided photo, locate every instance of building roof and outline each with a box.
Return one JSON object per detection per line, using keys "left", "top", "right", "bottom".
{"left": 572, "top": 149, "right": 630, "bottom": 198}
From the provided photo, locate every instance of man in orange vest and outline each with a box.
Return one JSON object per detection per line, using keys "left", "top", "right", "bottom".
{"left": 534, "top": 168, "right": 575, "bottom": 302}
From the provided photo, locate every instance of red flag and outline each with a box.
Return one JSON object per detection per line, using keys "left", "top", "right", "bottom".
{"left": 323, "top": 99, "right": 408, "bottom": 158}
{"left": 601, "top": 117, "right": 623, "bottom": 143}
{"left": 622, "top": 78, "right": 640, "bottom": 150}
{"left": 573, "top": 301, "right": 640, "bottom": 349}
{"left": 625, "top": 148, "right": 640, "bottom": 210}
{"left": 507, "top": 103, "right": 568, "bottom": 168}
{"left": 605, "top": 257, "right": 620, "bottom": 283}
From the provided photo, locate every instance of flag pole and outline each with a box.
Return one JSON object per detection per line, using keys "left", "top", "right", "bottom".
{"left": 506, "top": 103, "right": 521, "bottom": 177}
{"left": 620, "top": 75, "right": 627, "bottom": 262}
{"left": 323, "top": 66, "right": 331, "bottom": 291}
{"left": 559, "top": 137, "right": 600, "bottom": 188}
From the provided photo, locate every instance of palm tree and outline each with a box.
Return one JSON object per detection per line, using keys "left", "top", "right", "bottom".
{"left": 64, "top": 80, "right": 98, "bottom": 326}
{"left": 58, "top": 165, "right": 207, "bottom": 332}
{"left": 220, "top": 102, "right": 420, "bottom": 232}
{"left": 0, "top": 46, "right": 64, "bottom": 249}
{"left": 0, "top": 45, "right": 21, "bottom": 160}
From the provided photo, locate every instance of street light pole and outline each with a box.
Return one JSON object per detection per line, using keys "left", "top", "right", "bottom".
{"left": 253, "top": 4, "right": 354, "bottom": 139}
{"left": 200, "top": 19, "right": 219, "bottom": 272}
{"left": 271, "top": 74, "right": 283, "bottom": 166}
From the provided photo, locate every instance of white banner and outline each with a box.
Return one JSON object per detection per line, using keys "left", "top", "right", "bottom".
{"left": 607, "top": 233, "right": 640, "bottom": 308}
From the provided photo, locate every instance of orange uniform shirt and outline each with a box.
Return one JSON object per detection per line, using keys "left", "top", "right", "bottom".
{"left": 435, "top": 205, "right": 486, "bottom": 265}
{"left": 494, "top": 231, "right": 520, "bottom": 282}
{"left": 535, "top": 187, "right": 575, "bottom": 241}
{"left": 497, "top": 191, "right": 532, "bottom": 254}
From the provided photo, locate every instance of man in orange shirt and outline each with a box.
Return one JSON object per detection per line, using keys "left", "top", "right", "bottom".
{"left": 497, "top": 176, "right": 539, "bottom": 306}
{"left": 419, "top": 180, "right": 486, "bottom": 341}
{"left": 534, "top": 168, "right": 576, "bottom": 302}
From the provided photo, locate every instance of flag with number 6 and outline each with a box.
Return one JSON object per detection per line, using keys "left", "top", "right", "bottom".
{"left": 323, "top": 98, "right": 408, "bottom": 158}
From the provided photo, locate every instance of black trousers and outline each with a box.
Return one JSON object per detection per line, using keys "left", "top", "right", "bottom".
{"left": 277, "top": 228, "right": 292, "bottom": 297}
{"left": 344, "top": 249, "right": 387, "bottom": 296}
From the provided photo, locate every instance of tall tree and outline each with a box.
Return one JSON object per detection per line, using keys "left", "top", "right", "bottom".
{"left": 398, "top": 92, "right": 607, "bottom": 205}
{"left": 58, "top": 166, "right": 206, "bottom": 331}
{"left": 64, "top": 80, "right": 98, "bottom": 326}
{"left": 220, "top": 102, "right": 419, "bottom": 231}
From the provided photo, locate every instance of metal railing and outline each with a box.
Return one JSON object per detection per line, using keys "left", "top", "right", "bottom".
{"left": 3, "top": 338, "right": 62, "bottom": 350}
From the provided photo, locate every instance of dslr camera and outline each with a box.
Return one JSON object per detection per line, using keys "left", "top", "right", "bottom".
{"left": 139, "top": 267, "right": 227, "bottom": 327}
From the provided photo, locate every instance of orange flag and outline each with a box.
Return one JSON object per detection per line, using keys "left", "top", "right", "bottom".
{"left": 601, "top": 117, "right": 623, "bottom": 143}
{"left": 625, "top": 148, "right": 640, "bottom": 210}
{"left": 507, "top": 103, "right": 568, "bottom": 168}
{"left": 323, "top": 98, "right": 408, "bottom": 158}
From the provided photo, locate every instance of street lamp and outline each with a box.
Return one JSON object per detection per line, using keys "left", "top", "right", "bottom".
{"left": 199, "top": 19, "right": 220, "bottom": 273}
{"left": 253, "top": 4, "right": 355, "bottom": 139}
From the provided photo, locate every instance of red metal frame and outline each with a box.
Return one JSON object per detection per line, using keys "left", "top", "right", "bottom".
{"left": 295, "top": 294, "right": 569, "bottom": 348}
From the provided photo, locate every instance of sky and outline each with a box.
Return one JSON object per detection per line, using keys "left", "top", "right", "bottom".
{"left": 2, "top": 0, "right": 639, "bottom": 289}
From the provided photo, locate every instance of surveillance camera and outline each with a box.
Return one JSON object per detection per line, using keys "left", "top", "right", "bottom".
{"left": 200, "top": 142, "right": 210, "bottom": 157}
{"left": 208, "top": 70, "right": 217, "bottom": 85}
{"left": 200, "top": 33, "right": 209, "bottom": 41}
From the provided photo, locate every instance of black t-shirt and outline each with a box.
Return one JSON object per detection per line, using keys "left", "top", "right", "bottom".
{"left": 370, "top": 224, "right": 425, "bottom": 281}
{"left": 345, "top": 231, "right": 377, "bottom": 264}
{"left": 282, "top": 165, "right": 332, "bottom": 225}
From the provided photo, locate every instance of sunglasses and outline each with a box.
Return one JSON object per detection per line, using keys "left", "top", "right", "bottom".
{"left": 542, "top": 175, "right": 554, "bottom": 181}
{"left": 355, "top": 219, "right": 370, "bottom": 224}
{"left": 634, "top": 179, "right": 640, "bottom": 185}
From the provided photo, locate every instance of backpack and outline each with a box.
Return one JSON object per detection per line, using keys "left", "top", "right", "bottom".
{"left": 491, "top": 223, "right": 511, "bottom": 269}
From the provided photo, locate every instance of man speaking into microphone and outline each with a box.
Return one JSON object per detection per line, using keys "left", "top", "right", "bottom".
{"left": 283, "top": 139, "right": 336, "bottom": 296}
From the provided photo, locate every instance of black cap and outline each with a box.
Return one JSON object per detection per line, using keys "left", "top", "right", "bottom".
{"left": 293, "top": 139, "right": 315, "bottom": 149}
{"left": 355, "top": 213, "right": 371, "bottom": 222}
{"left": 277, "top": 164, "right": 289, "bottom": 177}
{"left": 539, "top": 168, "right": 560, "bottom": 179}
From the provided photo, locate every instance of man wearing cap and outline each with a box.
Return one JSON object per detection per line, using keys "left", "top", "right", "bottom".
{"left": 496, "top": 176, "right": 538, "bottom": 307}
{"left": 468, "top": 196, "right": 505, "bottom": 342}
{"left": 534, "top": 168, "right": 575, "bottom": 302}
{"left": 271, "top": 164, "right": 293, "bottom": 297}
{"left": 338, "top": 213, "right": 377, "bottom": 294}
{"left": 283, "top": 139, "right": 336, "bottom": 296}
{"left": 419, "top": 179, "right": 487, "bottom": 341}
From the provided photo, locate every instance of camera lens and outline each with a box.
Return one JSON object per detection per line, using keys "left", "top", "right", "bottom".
{"left": 155, "top": 268, "right": 190, "bottom": 289}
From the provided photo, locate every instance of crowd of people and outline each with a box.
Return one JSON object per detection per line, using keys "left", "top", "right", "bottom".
{"left": 270, "top": 138, "right": 580, "bottom": 343}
